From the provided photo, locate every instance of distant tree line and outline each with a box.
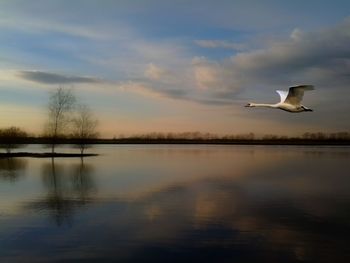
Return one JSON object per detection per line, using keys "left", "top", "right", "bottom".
{"left": 301, "top": 132, "right": 350, "bottom": 140}
{"left": 114, "top": 131, "right": 350, "bottom": 141}
{"left": 0, "top": 127, "right": 28, "bottom": 154}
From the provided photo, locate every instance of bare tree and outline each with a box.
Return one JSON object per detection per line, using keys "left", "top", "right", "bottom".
{"left": 45, "top": 87, "right": 76, "bottom": 154}
{"left": 72, "top": 105, "right": 98, "bottom": 155}
{"left": 0, "top": 127, "right": 28, "bottom": 154}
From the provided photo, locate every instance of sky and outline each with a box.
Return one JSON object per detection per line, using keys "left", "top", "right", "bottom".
{"left": 1, "top": 0, "right": 350, "bottom": 137}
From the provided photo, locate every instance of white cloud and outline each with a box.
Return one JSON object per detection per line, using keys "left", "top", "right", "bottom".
{"left": 230, "top": 19, "right": 350, "bottom": 88}
{"left": 189, "top": 19, "right": 350, "bottom": 106}
{"left": 290, "top": 28, "right": 304, "bottom": 41}
{"left": 194, "top": 65, "right": 218, "bottom": 90}
{"left": 191, "top": 57, "right": 242, "bottom": 98}
{"left": 144, "top": 63, "right": 169, "bottom": 81}
{"left": 106, "top": 19, "right": 350, "bottom": 107}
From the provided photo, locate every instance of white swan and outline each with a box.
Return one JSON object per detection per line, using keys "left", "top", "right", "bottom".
{"left": 245, "top": 85, "right": 314, "bottom": 113}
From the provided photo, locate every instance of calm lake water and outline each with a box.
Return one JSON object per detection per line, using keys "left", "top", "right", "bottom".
{"left": 1, "top": 145, "right": 350, "bottom": 262}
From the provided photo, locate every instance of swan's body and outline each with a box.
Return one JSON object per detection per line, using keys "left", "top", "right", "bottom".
{"left": 245, "top": 85, "right": 314, "bottom": 113}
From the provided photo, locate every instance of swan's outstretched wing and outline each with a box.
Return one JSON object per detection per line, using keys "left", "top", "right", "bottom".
{"left": 276, "top": 90, "right": 288, "bottom": 103}
{"left": 284, "top": 85, "right": 314, "bottom": 105}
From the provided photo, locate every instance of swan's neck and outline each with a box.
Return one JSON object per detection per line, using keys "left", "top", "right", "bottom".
{"left": 250, "top": 103, "right": 277, "bottom": 108}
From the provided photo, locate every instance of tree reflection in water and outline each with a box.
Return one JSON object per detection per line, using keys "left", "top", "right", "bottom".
{"left": 70, "top": 157, "right": 96, "bottom": 203}
{"left": 0, "top": 158, "right": 27, "bottom": 182}
{"left": 28, "top": 157, "right": 96, "bottom": 226}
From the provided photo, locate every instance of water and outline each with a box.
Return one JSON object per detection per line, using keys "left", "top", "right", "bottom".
{"left": 1, "top": 145, "right": 350, "bottom": 262}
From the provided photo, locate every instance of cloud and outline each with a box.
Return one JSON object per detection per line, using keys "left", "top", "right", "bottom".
{"left": 118, "top": 81, "right": 187, "bottom": 100}
{"left": 144, "top": 63, "right": 170, "bottom": 81}
{"left": 14, "top": 18, "right": 350, "bottom": 110}
{"left": 194, "top": 40, "right": 246, "bottom": 50}
{"left": 178, "top": 18, "right": 350, "bottom": 108}
{"left": 117, "top": 79, "right": 236, "bottom": 107}
{"left": 121, "top": 58, "right": 240, "bottom": 106}
{"left": 230, "top": 19, "right": 350, "bottom": 88}
{"left": 193, "top": 59, "right": 219, "bottom": 90}
{"left": 87, "top": 58, "right": 239, "bottom": 106}
{"left": 17, "top": 71, "right": 103, "bottom": 84}
{"left": 191, "top": 57, "right": 243, "bottom": 99}
{"left": 0, "top": 16, "right": 111, "bottom": 40}
{"left": 11, "top": 18, "right": 350, "bottom": 112}
{"left": 289, "top": 28, "right": 304, "bottom": 41}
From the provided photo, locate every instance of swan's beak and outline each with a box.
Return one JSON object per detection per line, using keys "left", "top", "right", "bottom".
{"left": 244, "top": 103, "right": 251, "bottom": 107}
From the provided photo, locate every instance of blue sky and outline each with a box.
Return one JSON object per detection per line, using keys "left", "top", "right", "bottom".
{"left": 1, "top": 0, "right": 350, "bottom": 136}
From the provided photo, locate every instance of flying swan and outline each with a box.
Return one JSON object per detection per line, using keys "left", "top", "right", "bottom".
{"left": 245, "top": 85, "right": 314, "bottom": 113}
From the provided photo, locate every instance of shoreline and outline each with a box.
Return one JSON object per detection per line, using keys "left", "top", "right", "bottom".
{"left": 4, "top": 139, "right": 350, "bottom": 146}
{"left": 95, "top": 140, "right": 350, "bottom": 146}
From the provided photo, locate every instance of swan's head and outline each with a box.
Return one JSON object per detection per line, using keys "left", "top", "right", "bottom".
{"left": 245, "top": 103, "right": 254, "bottom": 107}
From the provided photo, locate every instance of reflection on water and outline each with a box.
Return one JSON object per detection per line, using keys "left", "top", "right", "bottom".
{"left": 0, "top": 158, "right": 27, "bottom": 181}
{"left": 70, "top": 158, "right": 96, "bottom": 201}
{"left": 0, "top": 145, "right": 350, "bottom": 262}
{"left": 27, "top": 158, "right": 96, "bottom": 226}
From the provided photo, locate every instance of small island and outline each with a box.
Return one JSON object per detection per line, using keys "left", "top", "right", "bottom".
{"left": 0, "top": 152, "right": 98, "bottom": 158}
{"left": 0, "top": 88, "right": 99, "bottom": 159}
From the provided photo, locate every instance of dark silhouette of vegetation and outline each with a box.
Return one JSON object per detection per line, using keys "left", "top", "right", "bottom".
{"left": 44, "top": 86, "right": 76, "bottom": 154}
{"left": 72, "top": 104, "right": 99, "bottom": 155}
{"left": 0, "top": 126, "right": 28, "bottom": 154}
{"left": 109, "top": 131, "right": 350, "bottom": 145}
{"left": 42, "top": 87, "right": 99, "bottom": 156}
